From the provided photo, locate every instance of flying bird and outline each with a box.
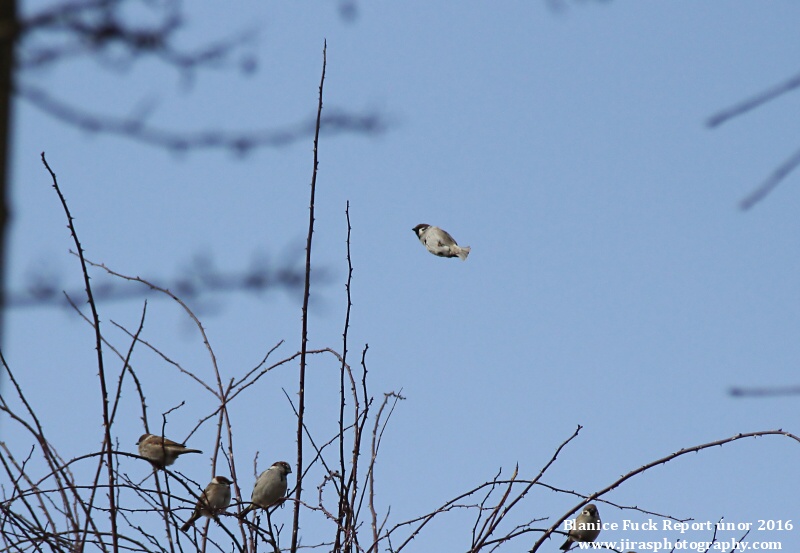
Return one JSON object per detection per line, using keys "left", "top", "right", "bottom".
{"left": 412, "top": 224, "right": 471, "bottom": 260}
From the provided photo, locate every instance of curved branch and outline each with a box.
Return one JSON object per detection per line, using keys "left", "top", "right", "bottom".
{"left": 529, "top": 429, "right": 800, "bottom": 552}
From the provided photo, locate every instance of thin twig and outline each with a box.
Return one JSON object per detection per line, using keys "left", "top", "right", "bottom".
{"left": 292, "top": 39, "right": 327, "bottom": 553}
{"left": 706, "top": 71, "right": 800, "bottom": 128}
{"left": 738, "top": 146, "right": 800, "bottom": 210}
{"left": 41, "top": 152, "right": 119, "bottom": 553}
{"left": 334, "top": 201, "right": 354, "bottom": 553}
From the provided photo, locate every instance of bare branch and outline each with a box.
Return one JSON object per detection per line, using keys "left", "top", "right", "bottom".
{"left": 292, "top": 39, "right": 327, "bottom": 553}
{"left": 729, "top": 385, "right": 800, "bottom": 397}
{"left": 41, "top": 152, "right": 120, "bottom": 553}
{"left": 528, "top": 429, "right": 800, "bottom": 552}
{"left": 737, "top": 146, "right": 800, "bottom": 210}
{"left": 706, "top": 70, "right": 800, "bottom": 129}
{"left": 705, "top": 70, "right": 800, "bottom": 210}
{"left": 18, "top": 83, "right": 385, "bottom": 154}
{"left": 18, "top": 0, "right": 256, "bottom": 74}
{"left": 8, "top": 253, "right": 308, "bottom": 310}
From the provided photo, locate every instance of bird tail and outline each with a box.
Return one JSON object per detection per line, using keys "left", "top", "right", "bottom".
{"left": 238, "top": 504, "right": 253, "bottom": 519}
{"left": 181, "top": 512, "right": 199, "bottom": 532}
{"left": 457, "top": 246, "right": 471, "bottom": 261}
{"left": 559, "top": 538, "right": 572, "bottom": 551}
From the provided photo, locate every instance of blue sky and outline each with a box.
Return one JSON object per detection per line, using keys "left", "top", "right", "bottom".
{"left": 5, "top": 1, "right": 800, "bottom": 551}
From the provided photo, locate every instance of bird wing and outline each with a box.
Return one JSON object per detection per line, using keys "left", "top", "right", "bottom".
{"left": 433, "top": 228, "right": 458, "bottom": 246}
{"left": 158, "top": 436, "right": 188, "bottom": 448}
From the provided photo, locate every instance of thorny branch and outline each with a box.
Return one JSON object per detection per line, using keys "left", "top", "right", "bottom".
{"left": 528, "top": 429, "right": 800, "bottom": 552}
{"left": 41, "top": 151, "right": 120, "bottom": 553}
{"left": 292, "top": 37, "right": 327, "bottom": 553}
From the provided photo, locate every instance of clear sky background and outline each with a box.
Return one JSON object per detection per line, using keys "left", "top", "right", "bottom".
{"left": 5, "top": 1, "right": 800, "bottom": 551}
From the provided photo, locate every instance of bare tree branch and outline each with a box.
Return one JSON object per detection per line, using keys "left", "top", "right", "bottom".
{"left": 9, "top": 253, "right": 309, "bottom": 312}
{"left": 18, "top": 83, "right": 385, "bottom": 154}
{"left": 528, "top": 429, "right": 800, "bottom": 552}
{"left": 42, "top": 151, "right": 120, "bottom": 553}
{"left": 706, "top": 70, "right": 800, "bottom": 129}
{"left": 292, "top": 39, "right": 327, "bottom": 553}
{"left": 706, "top": 70, "right": 800, "bottom": 209}
{"left": 737, "top": 146, "right": 800, "bottom": 210}
{"left": 730, "top": 385, "right": 800, "bottom": 397}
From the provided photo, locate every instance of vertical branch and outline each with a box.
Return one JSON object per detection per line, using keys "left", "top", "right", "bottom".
{"left": 367, "top": 393, "right": 383, "bottom": 551}
{"left": 292, "top": 39, "right": 327, "bottom": 553}
{"left": 79, "top": 301, "right": 147, "bottom": 549}
{"left": 223, "top": 381, "right": 249, "bottom": 549}
{"left": 41, "top": 153, "right": 119, "bottom": 553}
{"left": 0, "top": 0, "right": 14, "bottom": 345}
{"left": 334, "top": 201, "right": 354, "bottom": 553}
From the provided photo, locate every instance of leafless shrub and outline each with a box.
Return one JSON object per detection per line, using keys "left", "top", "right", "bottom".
{"left": 1, "top": 43, "right": 798, "bottom": 553}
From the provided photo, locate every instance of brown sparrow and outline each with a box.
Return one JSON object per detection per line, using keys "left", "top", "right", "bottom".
{"left": 136, "top": 433, "right": 202, "bottom": 468}
{"left": 412, "top": 224, "right": 471, "bottom": 260}
{"left": 238, "top": 461, "right": 292, "bottom": 518}
{"left": 560, "top": 504, "right": 601, "bottom": 551}
{"left": 180, "top": 476, "right": 233, "bottom": 532}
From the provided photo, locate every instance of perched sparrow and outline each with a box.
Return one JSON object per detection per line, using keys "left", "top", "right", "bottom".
{"left": 412, "top": 224, "right": 471, "bottom": 260}
{"left": 136, "top": 433, "right": 203, "bottom": 468}
{"left": 560, "top": 504, "right": 601, "bottom": 551}
{"left": 238, "top": 461, "right": 292, "bottom": 518}
{"left": 180, "top": 476, "right": 233, "bottom": 532}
